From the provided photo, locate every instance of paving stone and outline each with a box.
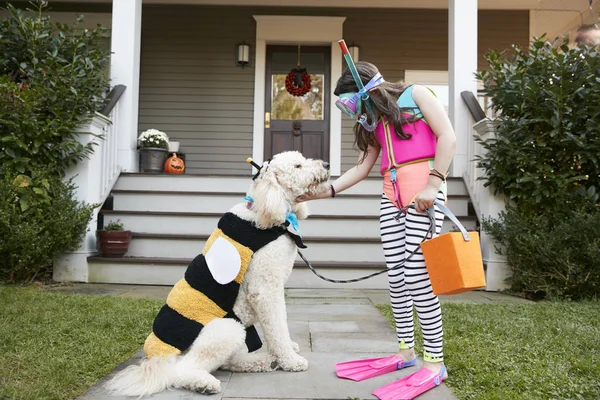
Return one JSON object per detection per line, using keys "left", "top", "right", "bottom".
{"left": 311, "top": 332, "right": 398, "bottom": 353}
{"left": 285, "top": 297, "right": 371, "bottom": 305}
{"left": 77, "top": 350, "right": 232, "bottom": 400}
{"left": 119, "top": 285, "right": 172, "bottom": 300}
{"left": 309, "top": 320, "right": 393, "bottom": 334}
{"left": 224, "top": 352, "right": 455, "bottom": 400}
{"left": 46, "top": 283, "right": 132, "bottom": 297}
{"left": 285, "top": 304, "right": 386, "bottom": 322}
{"left": 285, "top": 288, "right": 367, "bottom": 299}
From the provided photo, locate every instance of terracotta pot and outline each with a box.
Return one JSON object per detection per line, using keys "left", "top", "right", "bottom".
{"left": 97, "top": 230, "right": 132, "bottom": 257}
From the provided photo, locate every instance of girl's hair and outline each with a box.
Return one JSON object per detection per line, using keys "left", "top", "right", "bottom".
{"left": 334, "top": 61, "right": 414, "bottom": 162}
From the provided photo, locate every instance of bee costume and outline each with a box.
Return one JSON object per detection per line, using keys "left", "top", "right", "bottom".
{"left": 144, "top": 211, "right": 305, "bottom": 358}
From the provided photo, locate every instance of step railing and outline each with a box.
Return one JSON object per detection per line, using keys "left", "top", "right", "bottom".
{"left": 53, "top": 85, "right": 127, "bottom": 283}
{"left": 461, "top": 90, "right": 510, "bottom": 291}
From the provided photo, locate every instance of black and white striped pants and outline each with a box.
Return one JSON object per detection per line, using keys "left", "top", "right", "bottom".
{"left": 379, "top": 191, "right": 446, "bottom": 362}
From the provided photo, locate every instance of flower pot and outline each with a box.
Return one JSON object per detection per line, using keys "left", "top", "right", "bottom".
{"left": 139, "top": 147, "right": 168, "bottom": 174}
{"left": 97, "top": 230, "right": 132, "bottom": 257}
{"left": 168, "top": 141, "right": 180, "bottom": 153}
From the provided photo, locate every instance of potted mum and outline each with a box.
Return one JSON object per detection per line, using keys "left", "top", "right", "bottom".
{"left": 138, "top": 129, "right": 170, "bottom": 173}
{"left": 97, "top": 219, "right": 132, "bottom": 257}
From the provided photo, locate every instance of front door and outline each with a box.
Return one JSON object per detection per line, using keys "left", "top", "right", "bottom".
{"left": 264, "top": 45, "right": 330, "bottom": 161}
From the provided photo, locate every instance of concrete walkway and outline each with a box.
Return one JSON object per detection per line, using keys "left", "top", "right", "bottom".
{"left": 52, "top": 284, "right": 530, "bottom": 400}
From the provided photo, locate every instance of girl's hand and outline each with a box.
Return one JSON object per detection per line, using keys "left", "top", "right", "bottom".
{"left": 296, "top": 186, "right": 333, "bottom": 203}
{"left": 414, "top": 184, "right": 439, "bottom": 213}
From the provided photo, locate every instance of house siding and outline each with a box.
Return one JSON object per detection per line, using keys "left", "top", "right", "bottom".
{"left": 137, "top": 6, "right": 529, "bottom": 175}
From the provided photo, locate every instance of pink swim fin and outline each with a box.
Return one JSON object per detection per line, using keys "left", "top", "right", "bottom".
{"left": 372, "top": 365, "right": 446, "bottom": 400}
{"left": 335, "top": 355, "right": 416, "bottom": 382}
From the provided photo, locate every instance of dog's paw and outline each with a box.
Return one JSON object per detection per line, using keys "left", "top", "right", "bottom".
{"left": 291, "top": 341, "right": 300, "bottom": 353}
{"left": 184, "top": 372, "right": 221, "bottom": 394}
{"left": 275, "top": 353, "right": 308, "bottom": 372}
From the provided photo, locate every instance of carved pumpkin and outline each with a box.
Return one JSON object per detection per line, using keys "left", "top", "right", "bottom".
{"left": 164, "top": 154, "right": 185, "bottom": 174}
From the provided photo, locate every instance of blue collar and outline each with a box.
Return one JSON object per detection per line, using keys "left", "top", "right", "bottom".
{"left": 244, "top": 195, "right": 301, "bottom": 236}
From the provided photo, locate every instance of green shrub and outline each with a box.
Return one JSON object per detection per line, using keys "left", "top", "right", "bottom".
{"left": 0, "top": 1, "right": 109, "bottom": 176}
{"left": 476, "top": 36, "right": 600, "bottom": 212}
{"left": 476, "top": 36, "right": 600, "bottom": 299}
{"left": 482, "top": 195, "right": 600, "bottom": 300}
{"left": 0, "top": 170, "right": 95, "bottom": 283}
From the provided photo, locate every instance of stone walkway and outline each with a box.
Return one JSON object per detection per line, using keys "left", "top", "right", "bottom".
{"left": 52, "top": 284, "right": 530, "bottom": 400}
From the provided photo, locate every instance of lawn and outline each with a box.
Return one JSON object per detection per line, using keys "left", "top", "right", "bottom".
{"left": 0, "top": 286, "right": 162, "bottom": 400}
{"left": 376, "top": 302, "right": 600, "bottom": 400}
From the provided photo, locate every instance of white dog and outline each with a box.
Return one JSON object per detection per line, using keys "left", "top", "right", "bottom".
{"left": 106, "top": 151, "right": 331, "bottom": 397}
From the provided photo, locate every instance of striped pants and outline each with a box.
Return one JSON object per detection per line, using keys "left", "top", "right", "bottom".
{"left": 379, "top": 191, "right": 446, "bottom": 362}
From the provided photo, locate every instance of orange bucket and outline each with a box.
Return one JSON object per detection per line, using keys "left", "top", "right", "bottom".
{"left": 420, "top": 202, "right": 486, "bottom": 295}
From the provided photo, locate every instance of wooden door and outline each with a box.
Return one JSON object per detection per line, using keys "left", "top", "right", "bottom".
{"left": 264, "top": 45, "right": 330, "bottom": 161}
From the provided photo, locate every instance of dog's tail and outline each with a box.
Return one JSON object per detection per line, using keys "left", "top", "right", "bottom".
{"left": 105, "top": 355, "right": 176, "bottom": 397}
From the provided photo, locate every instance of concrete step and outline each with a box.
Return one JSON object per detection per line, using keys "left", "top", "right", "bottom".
{"left": 110, "top": 190, "right": 471, "bottom": 217}
{"left": 87, "top": 256, "right": 390, "bottom": 289}
{"left": 100, "top": 210, "right": 478, "bottom": 238}
{"left": 126, "top": 233, "right": 386, "bottom": 262}
{"left": 114, "top": 173, "right": 468, "bottom": 196}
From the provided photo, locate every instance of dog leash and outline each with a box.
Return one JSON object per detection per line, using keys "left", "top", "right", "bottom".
{"left": 298, "top": 204, "right": 438, "bottom": 284}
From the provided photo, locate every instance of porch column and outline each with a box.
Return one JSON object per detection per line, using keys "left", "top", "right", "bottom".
{"left": 110, "top": 0, "right": 142, "bottom": 172}
{"left": 448, "top": 0, "right": 478, "bottom": 177}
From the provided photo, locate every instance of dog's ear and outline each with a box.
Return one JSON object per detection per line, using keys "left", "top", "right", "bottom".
{"left": 293, "top": 201, "right": 309, "bottom": 220}
{"left": 251, "top": 169, "right": 289, "bottom": 229}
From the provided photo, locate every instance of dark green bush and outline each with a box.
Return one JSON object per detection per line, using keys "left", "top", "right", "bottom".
{"left": 0, "top": 170, "right": 95, "bottom": 283}
{"left": 482, "top": 193, "right": 600, "bottom": 300}
{"left": 0, "top": 1, "right": 109, "bottom": 176}
{"left": 476, "top": 36, "right": 600, "bottom": 299}
{"left": 0, "top": 2, "right": 108, "bottom": 282}
{"left": 476, "top": 36, "right": 600, "bottom": 212}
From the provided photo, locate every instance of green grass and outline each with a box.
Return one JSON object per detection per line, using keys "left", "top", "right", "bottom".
{"left": 376, "top": 302, "right": 600, "bottom": 400}
{"left": 0, "top": 286, "right": 163, "bottom": 400}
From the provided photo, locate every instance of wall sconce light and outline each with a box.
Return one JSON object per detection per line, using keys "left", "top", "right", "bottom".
{"left": 348, "top": 44, "right": 360, "bottom": 62}
{"left": 236, "top": 42, "right": 250, "bottom": 67}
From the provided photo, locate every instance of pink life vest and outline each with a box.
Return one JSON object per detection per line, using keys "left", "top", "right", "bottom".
{"left": 374, "top": 85, "right": 437, "bottom": 175}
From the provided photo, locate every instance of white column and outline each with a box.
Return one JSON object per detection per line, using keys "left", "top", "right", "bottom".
{"left": 110, "top": 0, "right": 142, "bottom": 172}
{"left": 448, "top": 0, "right": 478, "bottom": 177}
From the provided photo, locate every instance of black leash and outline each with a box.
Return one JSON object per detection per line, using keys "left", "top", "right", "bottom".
{"left": 299, "top": 205, "right": 437, "bottom": 284}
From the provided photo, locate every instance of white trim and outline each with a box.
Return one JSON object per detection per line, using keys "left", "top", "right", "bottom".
{"left": 448, "top": 0, "right": 478, "bottom": 178}
{"left": 252, "top": 15, "right": 346, "bottom": 176}
{"left": 68, "top": 0, "right": 540, "bottom": 10}
{"left": 110, "top": 0, "right": 142, "bottom": 172}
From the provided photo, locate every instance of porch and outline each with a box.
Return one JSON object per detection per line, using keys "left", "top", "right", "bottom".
{"left": 46, "top": 0, "right": 599, "bottom": 289}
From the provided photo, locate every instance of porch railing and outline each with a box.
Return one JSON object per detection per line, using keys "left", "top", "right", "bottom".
{"left": 98, "top": 84, "right": 126, "bottom": 202}
{"left": 461, "top": 91, "right": 510, "bottom": 291}
{"left": 53, "top": 85, "right": 127, "bottom": 282}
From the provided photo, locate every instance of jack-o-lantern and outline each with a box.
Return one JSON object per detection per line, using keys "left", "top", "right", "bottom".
{"left": 164, "top": 154, "right": 185, "bottom": 174}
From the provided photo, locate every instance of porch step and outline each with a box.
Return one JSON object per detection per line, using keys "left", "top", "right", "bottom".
{"left": 110, "top": 190, "right": 471, "bottom": 217}
{"left": 87, "top": 256, "right": 389, "bottom": 288}
{"left": 100, "top": 210, "right": 478, "bottom": 238}
{"left": 126, "top": 232, "right": 385, "bottom": 262}
{"left": 92, "top": 173, "right": 478, "bottom": 289}
{"left": 115, "top": 173, "right": 469, "bottom": 196}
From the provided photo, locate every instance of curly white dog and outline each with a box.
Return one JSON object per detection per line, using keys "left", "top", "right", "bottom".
{"left": 106, "top": 151, "right": 331, "bottom": 397}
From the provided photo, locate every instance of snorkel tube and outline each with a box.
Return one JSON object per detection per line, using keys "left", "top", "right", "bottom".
{"left": 338, "top": 39, "right": 379, "bottom": 132}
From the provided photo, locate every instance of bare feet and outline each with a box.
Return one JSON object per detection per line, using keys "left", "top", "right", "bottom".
{"left": 422, "top": 361, "right": 448, "bottom": 380}
{"left": 396, "top": 348, "right": 416, "bottom": 363}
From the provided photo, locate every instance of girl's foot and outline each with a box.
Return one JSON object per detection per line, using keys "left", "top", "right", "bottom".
{"left": 422, "top": 361, "right": 448, "bottom": 380}
{"left": 396, "top": 348, "right": 416, "bottom": 363}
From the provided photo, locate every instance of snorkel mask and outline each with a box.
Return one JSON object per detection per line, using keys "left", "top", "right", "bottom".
{"left": 336, "top": 40, "right": 385, "bottom": 132}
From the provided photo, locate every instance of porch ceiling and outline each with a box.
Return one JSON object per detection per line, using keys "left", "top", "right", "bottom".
{"left": 54, "top": 0, "right": 544, "bottom": 10}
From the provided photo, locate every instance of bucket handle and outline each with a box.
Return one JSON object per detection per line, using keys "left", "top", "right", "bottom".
{"left": 426, "top": 201, "right": 470, "bottom": 242}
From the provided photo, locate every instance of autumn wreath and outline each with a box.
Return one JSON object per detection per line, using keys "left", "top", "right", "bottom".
{"left": 285, "top": 67, "right": 311, "bottom": 97}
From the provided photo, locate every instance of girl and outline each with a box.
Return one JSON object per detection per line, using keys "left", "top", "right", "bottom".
{"left": 297, "top": 61, "right": 456, "bottom": 399}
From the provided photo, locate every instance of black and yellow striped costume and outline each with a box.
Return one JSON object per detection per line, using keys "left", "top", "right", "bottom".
{"left": 144, "top": 212, "right": 304, "bottom": 358}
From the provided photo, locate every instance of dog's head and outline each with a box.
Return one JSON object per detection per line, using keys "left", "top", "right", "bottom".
{"left": 249, "top": 151, "right": 331, "bottom": 229}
